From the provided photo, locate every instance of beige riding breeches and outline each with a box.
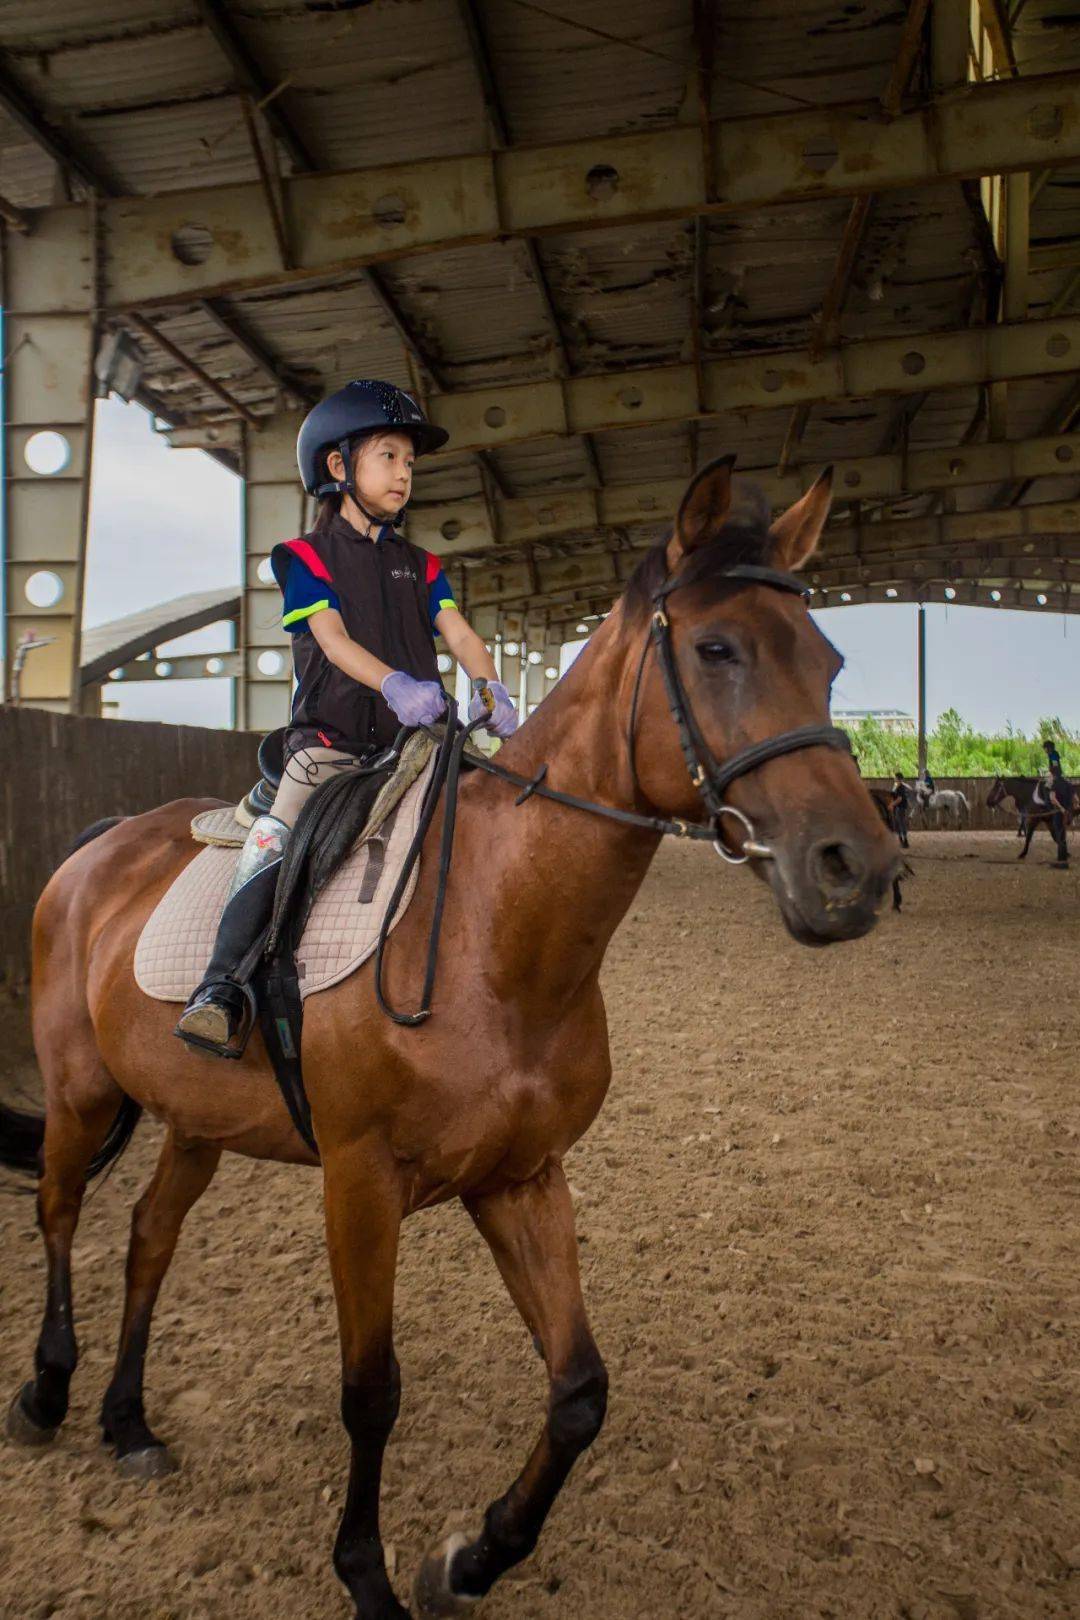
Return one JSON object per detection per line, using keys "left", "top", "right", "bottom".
{"left": 270, "top": 745, "right": 364, "bottom": 829}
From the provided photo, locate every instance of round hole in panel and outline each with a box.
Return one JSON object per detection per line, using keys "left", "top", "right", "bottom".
{"left": 440, "top": 518, "right": 462, "bottom": 541}
{"left": 944, "top": 586, "right": 956, "bottom": 600}
{"left": 1046, "top": 333, "right": 1070, "bottom": 359}
{"left": 886, "top": 587, "right": 898, "bottom": 598}
{"left": 947, "top": 458, "right": 964, "bottom": 476}
{"left": 108, "top": 667, "right": 125, "bottom": 681}
{"left": 901, "top": 350, "right": 926, "bottom": 376}
{"left": 527, "top": 650, "right": 542, "bottom": 665}
{"left": 619, "top": 386, "right": 644, "bottom": 410}
{"left": 436, "top": 653, "right": 453, "bottom": 674}
{"left": 155, "top": 661, "right": 173, "bottom": 677}
{"left": 575, "top": 622, "right": 589, "bottom": 634}
{"left": 585, "top": 164, "right": 620, "bottom": 203}
{"left": 206, "top": 656, "right": 225, "bottom": 676}
{"left": 484, "top": 405, "right": 507, "bottom": 430}
{"left": 257, "top": 556, "right": 275, "bottom": 584}
{"left": 840, "top": 591, "right": 852, "bottom": 603}
{"left": 257, "top": 650, "right": 285, "bottom": 677}
{"left": 801, "top": 135, "right": 839, "bottom": 175}
{"left": 503, "top": 640, "right": 520, "bottom": 657}
{"left": 990, "top": 589, "right": 1002, "bottom": 603}
{"left": 24, "top": 430, "right": 72, "bottom": 476}
{"left": 170, "top": 223, "right": 214, "bottom": 266}
{"left": 1028, "top": 103, "right": 1064, "bottom": 141}
{"left": 1037, "top": 592, "right": 1048, "bottom": 605}
{"left": 544, "top": 666, "right": 558, "bottom": 680}
{"left": 373, "top": 193, "right": 407, "bottom": 227}
{"left": 1055, "top": 443, "right": 1074, "bottom": 464}
{"left": 24, "top": 569, "right": 64, "bottom": 608}
{"left": 842, "top": 470, "right": 861, "bottom": 488}
{"left": 761, "top": 370, "right": 784, "bottom": 394}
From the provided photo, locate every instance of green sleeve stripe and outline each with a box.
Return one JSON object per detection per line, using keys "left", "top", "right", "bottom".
{"left": 282, "top": 598, "right": 331, "bottom": 628}
{"left": 436, "top": 596, "right": 457, "bottom": 613}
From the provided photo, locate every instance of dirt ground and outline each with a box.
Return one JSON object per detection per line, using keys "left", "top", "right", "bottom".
{"left": 1, "top": 830, "right": 1078, "bottom": 1620}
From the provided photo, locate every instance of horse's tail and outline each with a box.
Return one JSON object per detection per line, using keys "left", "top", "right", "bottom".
{"left": 0, "top": 812, "right": 142, "bottom": 1180}
{"left": 959, "top": 792, "right": 970, "bottom": 819}
{"left": 0, "top": 1095, "right": 142, "bottom": 1178}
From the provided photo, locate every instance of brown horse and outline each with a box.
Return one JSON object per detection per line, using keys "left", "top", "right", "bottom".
{"left": 1, "top": 460, "right": 899, "bottom": 1619}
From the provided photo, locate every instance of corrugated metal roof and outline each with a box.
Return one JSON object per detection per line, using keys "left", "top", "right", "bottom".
{"left": 1, "top": 0, "right": 1077, "bottom": 619}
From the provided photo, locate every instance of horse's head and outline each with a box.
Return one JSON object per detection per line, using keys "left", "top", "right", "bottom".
{"left": 986, "top": 776, "right": 1005, "bottom": 810}
{"left": 619, "top": 455, "right": 900, "bottom": 945}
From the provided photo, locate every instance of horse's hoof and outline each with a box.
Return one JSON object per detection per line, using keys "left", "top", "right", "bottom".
{"left": 5, "top": 1384, "right": 58, "bottom": 1448}
{"left": 413, "top": 1533, "right": 479, "bottom": 1617}
{"left": 116, "top": 1444, "right": 177, "bottom": 1482}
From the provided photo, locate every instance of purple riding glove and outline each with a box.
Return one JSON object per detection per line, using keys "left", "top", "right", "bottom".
{"left": 380, "top": 670, "right": 448, "bottom": 728}
{"left": 468, "top": 679, "right": 518, "bottom": 740}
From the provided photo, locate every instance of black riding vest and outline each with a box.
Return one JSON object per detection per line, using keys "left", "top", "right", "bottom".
{"left": 270, "top": 515, "right": 441, "bottom": 756}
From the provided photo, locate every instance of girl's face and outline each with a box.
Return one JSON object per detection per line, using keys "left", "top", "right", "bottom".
{"left": 327, "top": 431, "right": 416, "bottom": 519}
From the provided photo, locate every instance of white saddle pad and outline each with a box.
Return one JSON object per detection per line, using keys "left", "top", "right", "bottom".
{"left": 134, "top": 750, "right": 436, "bottom": 1003}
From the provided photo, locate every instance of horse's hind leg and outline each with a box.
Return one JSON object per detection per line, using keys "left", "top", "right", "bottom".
{"left": 101, "top": 1131, "right": 220, "bottom": 1480}
{"left": 416, "top": 1160, "right": 607, "bottom": 1616}
{"left": 6, "top": 1073, "right": 122, "bottom": 1446}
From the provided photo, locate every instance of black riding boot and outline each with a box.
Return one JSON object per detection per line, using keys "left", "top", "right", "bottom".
{"left": 174, "top": 814, "right": 288, "bottom": 1059}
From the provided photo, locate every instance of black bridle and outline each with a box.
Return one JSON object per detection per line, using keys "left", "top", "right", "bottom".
{"left": 374, "top": 558, "right": 852, "bottom": 1024}
{"left": 626, "top": 561, "right": 852, "bottom": 861}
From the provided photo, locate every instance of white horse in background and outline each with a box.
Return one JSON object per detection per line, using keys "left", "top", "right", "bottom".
{"left": 915, "top": 783, "right": 969, "bottom": 825}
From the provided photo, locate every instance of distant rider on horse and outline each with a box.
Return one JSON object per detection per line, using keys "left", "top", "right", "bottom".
{"left": 175, "top": 381, "right": 518, "bottom": 1058}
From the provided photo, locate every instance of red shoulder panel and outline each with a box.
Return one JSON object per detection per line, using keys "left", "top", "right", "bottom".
{"left": 423, "top": 549, "right": 441, "bottom": 585}
{"left": 282, "top": 537, "right": 334, "bottom": 585}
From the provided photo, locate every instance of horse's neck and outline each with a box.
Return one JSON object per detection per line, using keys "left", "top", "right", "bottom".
{"left": 461, "top": 616, "right": 663, "bottom": 1001}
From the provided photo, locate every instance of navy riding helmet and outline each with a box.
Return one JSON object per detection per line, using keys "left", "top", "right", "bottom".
{"left": 296, "top": 380, "right": 449, "bottom": 507}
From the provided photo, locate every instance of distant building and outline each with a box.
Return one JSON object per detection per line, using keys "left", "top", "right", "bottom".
{"left": 834, "top": 708, "right": 916, "bottom": 735}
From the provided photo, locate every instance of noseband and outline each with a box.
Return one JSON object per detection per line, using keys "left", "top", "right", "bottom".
{"left": 627, "top": 562, "right": 852, "bottom": 862}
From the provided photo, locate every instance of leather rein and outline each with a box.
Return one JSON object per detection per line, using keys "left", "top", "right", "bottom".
{"left": 374, "top": 560, "right": 851, "bottom": 1025}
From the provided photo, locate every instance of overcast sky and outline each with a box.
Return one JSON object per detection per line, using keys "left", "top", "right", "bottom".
{"left": 85, "top": 398, "right": 1078, "bottom": 734}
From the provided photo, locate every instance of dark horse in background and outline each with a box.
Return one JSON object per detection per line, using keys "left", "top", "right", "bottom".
{"left": 987, "top": 775, "right": 1076, "bottom": 863}
{"left": 868, "top": 788, "right": 912, "bottom": 911}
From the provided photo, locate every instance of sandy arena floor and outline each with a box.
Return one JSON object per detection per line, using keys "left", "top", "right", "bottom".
{"left": 1, "top": 830, "right": 1078, "bottom": 1620}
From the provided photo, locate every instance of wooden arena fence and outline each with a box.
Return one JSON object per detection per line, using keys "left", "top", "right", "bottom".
{"left": 1, "top": 706, "right": 259, "bottom": 989}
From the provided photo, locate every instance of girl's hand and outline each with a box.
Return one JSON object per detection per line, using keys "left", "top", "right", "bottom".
{"left": 380, "top": 670, "right": 448, "bottom": 728}
{"left": 468, "top": 680, "right": 518, "bottom": 739}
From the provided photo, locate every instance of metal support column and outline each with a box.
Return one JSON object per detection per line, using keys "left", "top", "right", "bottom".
{"left": 916, "top": 602, "right": 927, "bottom": 778}
{"left": 2, "top": 206, "right": 98, "bottom": 710}
{"left": 241, "top": 411, "right": 305, "bottom": 731}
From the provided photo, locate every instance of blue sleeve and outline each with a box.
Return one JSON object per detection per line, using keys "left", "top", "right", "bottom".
{"left": 282, "top": 557, "right": 340, "bottom": 634}
{"left": 427, "top": 566, "right": 457, "bottom": 629}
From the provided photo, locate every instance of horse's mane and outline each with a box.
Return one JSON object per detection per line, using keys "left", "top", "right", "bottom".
{"left": 622, "top": 483, "right": 774, "bottom": 624}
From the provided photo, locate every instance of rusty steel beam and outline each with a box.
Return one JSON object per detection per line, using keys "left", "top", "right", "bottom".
{"left": 412, "top": 432, "right": 1080, "bottom": 555}
{"left": 194, "top": 0, "right": 316, "bottom": 173}
{"left": 418, "top": 314, "right": 1080, "bottom": 454}
{"left": 65, "top": 68, "right": 1080, "bottom": 312}
{"left": 0, "top": 56, "right": 121, "bottom": 195}
{"left": 126, "top": 312, "right": 264, "bottom": 429}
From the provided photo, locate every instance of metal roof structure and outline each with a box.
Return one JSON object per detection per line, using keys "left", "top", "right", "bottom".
{"left": 79, "top": 588, "right": 239, "bottom": 686}
{"left": 3, "top": 2, "right": 1080, "bottom": 721}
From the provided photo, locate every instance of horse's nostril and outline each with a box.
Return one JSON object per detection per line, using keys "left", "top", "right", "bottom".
{"left": 810, "top": 840, "right": 866, "bottom": 901}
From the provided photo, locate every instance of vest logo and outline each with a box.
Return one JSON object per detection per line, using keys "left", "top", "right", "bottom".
{"left": 389, "top": 566, "right": 417, "bottom": 583}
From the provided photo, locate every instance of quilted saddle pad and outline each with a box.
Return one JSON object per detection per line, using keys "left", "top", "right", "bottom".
{"left": 134, "top": 750, "right": 436, "bottom": 1004}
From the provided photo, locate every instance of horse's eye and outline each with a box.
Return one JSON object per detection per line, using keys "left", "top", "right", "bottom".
{"left": 697, "top": 639, "right": 737, "bottom": 665}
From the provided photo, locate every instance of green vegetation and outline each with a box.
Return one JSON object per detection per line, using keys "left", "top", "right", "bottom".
{"left": 838, "top": 709, "right": 1080, "bottom": 777}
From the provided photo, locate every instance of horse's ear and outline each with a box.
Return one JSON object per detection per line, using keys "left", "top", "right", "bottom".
{"left": 768, "top": 466, "right": 833, "bottom": 572}
{"left": 665, "top": 454, "right": 736, "bottom": 571}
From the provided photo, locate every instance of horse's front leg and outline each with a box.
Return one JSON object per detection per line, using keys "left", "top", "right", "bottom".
{"left": 1019, "top": 817, "right": 1036, "bottom": 859}
{"left": 323, "top": 1141, "right": 408, "bottom": 1620}
{"left": 415, "top": 1159, "right": 607, "bottom": 1616}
